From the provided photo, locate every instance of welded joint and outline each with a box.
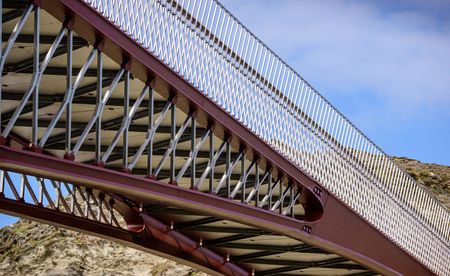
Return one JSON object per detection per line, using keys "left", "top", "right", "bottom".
{"left": 32, "top": 0, "right": 42, "bottom": 6}
{"left": 23, "top": 143, "right": 42, "bottom": 152}
{"left": 94, "top": 39, "right": 105, "bottom": 52}
{"left": 146, "top": 75, "right": 156, "bottom": 89}
{"left": 169, "top": 93, "right": 178, "bottom": 104}
{"left": 121, "top": 59, "right": 132, "bottom": 71}
{"left": 0, "top": 137, "right": 7, "bottom": 146}
{"left": 62, "top": 16, "right": 75, "bottom": 30}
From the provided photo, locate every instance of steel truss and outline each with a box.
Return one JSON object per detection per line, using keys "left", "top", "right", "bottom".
{"left": 0, "top": 1, "right": 439, "bottom": 276}
{"left": 0, "top": 162, "right": 372, "bottom": 276}
{"left": 0, "top": 2, "right": 318, "bottom": 220}
{"left": 0, "top": 3, "right": 326, "bottom": 275}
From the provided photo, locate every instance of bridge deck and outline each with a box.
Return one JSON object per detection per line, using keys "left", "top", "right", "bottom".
{"left": 0, "top": 1, "right": 446, "bottom": 275}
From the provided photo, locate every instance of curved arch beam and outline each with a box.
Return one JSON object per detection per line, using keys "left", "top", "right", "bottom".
{"left": 0, "top": 196, "right": 245, "bottom": 276}
{"left": 0, "top": 146, "right": 432, "bottom": 275}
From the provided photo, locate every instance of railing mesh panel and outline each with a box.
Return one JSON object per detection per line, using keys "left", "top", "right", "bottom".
{"left": 83, "top": 0, "right": 449, "bottom": 274}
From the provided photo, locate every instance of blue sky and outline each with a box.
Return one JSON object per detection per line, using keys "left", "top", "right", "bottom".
{"left": 220, "top": 0, "right": 450, "bottom": 166}
{"left": 1, "top": 0, "right": 449, "bottom": 228}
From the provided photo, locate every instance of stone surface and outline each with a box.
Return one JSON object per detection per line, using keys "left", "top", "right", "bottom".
{"left": 0, "top": 220, "right": 205, "bottom": 276}
{"left": 393, "top": 157, "right": 450, "bottom": 209}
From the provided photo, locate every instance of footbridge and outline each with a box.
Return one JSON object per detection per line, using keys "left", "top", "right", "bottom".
{"left": 0, "top": 0, "right": 448, "bottom": 275}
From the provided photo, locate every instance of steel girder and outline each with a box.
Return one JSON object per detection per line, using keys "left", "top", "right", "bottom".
{"left": 0, "top": 1, "right": 435, "bottom": 276}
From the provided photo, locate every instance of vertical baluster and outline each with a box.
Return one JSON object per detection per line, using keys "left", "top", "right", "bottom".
{"left": 85, "top": 188, "right": 90, "bottom": 219}
{"left": 209, "top": 129, "right": 214, "bottom": 192}
{"left": 108, "top": 199, "right": 114, "bottom": 225}
{"left": 32, "top": 6, "right": 40, "bottom": 146}
{"left": 123, "top": 71, "right": 130, "bottom": 170}
{"left": 226, "top": 141, "right": 231, "bottom": 198}
{"left": 55, "top": 181, "right": 60, "bottom": 210}
{"left": 241, "top": 156, "right": 245, "bottom": 203}
{"left": 289, "top": 184, "right": 294, "bottom": 217}
{"left": 190, "top": 119, "right": 196, "bottom": 188}
{"left": 279, "top": 179, "right": 283, "bottom": 214}
{"left": 254, "top": 163, "right": 259, "bottom": 207}
{"left": 95, "top": 52, "right": 103, "bottom": 162}
{"left": 38, "top": 177, "right": 43, "bottom": 206}
{"left": 0, "top": 170, "right": 4, "bottom": 196}
{"left": 267, "top": 172, "right": 272, "bottom": 210}
{"left": 98, "top": 193, "right": 104, "bottom": 222}
{"left": 170, "top": 102, "right": 176, "bottom": 183}
{"left": 65, "top": 29, "right": 73, "bottom": 153}
{"left": 19, "top": 174, "right": 25, "bottom": 200}
{"left": 71, "top": 184, "right": 76, "bottom": 214}
{"left": 147, "top": 88, "right": 154, "bottom": 176}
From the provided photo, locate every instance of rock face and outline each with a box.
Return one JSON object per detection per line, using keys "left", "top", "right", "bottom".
{"left": 0, "top": 220, "right": 205, "bottom": 276}
{"left": 0, "top": 157, "right": 448, "bottom": 276}
{"left": 393, "top": 157, "right": 450, "bottom": 209}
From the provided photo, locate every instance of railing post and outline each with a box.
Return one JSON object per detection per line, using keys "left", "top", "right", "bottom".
{"left": 169, "top": 101, "right": 176, "bottom": 184}
{"left": 209, "top": 128, "right": 214, "bottom": 192}
{"left": 95, "top": 51, "right": 103, "bottom": 163}
{"left": 254, "top": 163, "right": 259, "bottom": 207}
{"left": 147, "top": 87, "right": 154, "bottom": 177}
{"left": 226, "top": 140, "right": 231, "bottom": 198}
{"left": 190, "top": 118, "right": 197, "bottom": 189}
{"left": 240, "top": 156, "right": 245, "bottom": 203}
{"left": 0, "top": 170, "right": 4, "bottom": 196}
{"left": 123, "top": 71, "right": 130, "bottom": 171}
{"left": 65, "top": 29, "right": 73, "bottom": 153}
{"left": 31, "top": 5, "right": 40, "bottom": 147}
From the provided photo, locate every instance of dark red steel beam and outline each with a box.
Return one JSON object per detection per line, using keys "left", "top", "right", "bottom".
{"left": 0, "top": 196, "right": 241, "bottom": 276}
{"left": 142, "top": 214, "right": 248, "bottom": 276}
{"left": 314, "top": 197, "right": 433, "bottom": 276}
{"left": 0, "top": 197, "right": 219, "bottom": 275}
{"left": 39, "top": 0, "right": 325, "bottom": 209}
{"left": 5, "top": 1, "right": 435, "bottom": 275}
{"left": 0, "top": 145, "right": 312, "bottom": 233}
{"left": 0, "top": 146, "right": 433, "bottom": 275}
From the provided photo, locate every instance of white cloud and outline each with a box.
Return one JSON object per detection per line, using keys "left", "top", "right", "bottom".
{"left": 220, "top": 0, "right": 450, "bottom": 124}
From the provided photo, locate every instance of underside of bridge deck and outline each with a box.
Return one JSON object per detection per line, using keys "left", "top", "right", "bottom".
{"left": 0, "top": 1, "right": 435, "bottom": 275}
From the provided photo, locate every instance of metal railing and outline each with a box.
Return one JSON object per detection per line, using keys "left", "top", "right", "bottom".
{"left": 83, "top": 0, "right": 449, "bottom": 274}
{"left": 0, "top": 170, "right": 125, "bottom": 228}
{"left": 0, "top": 2, "right": 310, "bottom": 224}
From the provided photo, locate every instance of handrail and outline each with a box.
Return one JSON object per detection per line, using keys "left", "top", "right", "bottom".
{"left": 82, "top": 0, "right": 449, "bottom": 274}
